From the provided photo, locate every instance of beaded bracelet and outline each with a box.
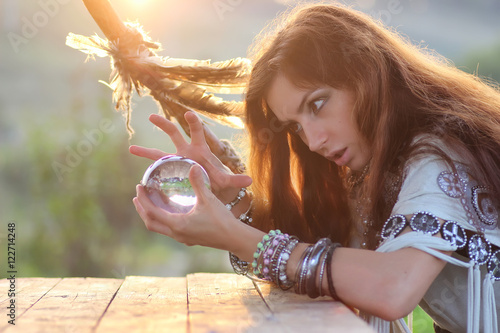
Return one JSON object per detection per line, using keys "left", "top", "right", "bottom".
{"left": 225, "top": 188, "right": 246, "bottom": 210}
{"left": 237, "top": 201, "right": 253, "bottom": 225}
{"left": 252, "top": 230, "right": 283, "bottom": 278}
{"left": 245, "top": 230, "right": 343, "bottom": 301}
{"left": 275, "top": 237, "right": 299, "bottom": 290}
{"left": 265, "top": 234, "right": 288, "bottom": 280}
{"left": 229, "top": 252, "right": 250, "bottom": 275}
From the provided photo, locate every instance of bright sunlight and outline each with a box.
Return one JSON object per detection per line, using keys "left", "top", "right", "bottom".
{"left": 130, "top": 0, "right": 149, "bottom": 5}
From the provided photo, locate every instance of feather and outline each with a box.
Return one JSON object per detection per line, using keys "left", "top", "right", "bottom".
{"left": 66, "top": 33, "right": 110, "bottom": 58}
{"left": 67, "top": 21, "right": 249, "bottom": 172}
{"left": 161, "top": 78, "right": 244, "bottom": 116}
{"left": 156, "top": 57, "right": 251, "bottom": 93}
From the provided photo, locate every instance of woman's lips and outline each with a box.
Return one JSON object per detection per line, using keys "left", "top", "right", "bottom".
{"left": 328, "top": 148, "right": 348, "bottom": 166}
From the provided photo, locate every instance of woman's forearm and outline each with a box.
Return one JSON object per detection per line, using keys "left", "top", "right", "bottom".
{"left": 286, "top": 244, "right": 449, "bottom": 320}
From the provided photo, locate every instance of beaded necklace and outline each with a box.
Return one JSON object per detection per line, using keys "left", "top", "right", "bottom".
{"left": 347, "top": 163, "right": 404, "bottom": 249}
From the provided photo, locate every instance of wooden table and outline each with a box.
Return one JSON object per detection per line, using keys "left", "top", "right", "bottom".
{"left": 0, "top": 273, "right": 374, "bottom": 332}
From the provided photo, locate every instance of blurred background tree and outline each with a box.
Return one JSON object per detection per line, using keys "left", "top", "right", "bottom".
{"left": 462, "top": 40, "right": 500, "bottom": 83}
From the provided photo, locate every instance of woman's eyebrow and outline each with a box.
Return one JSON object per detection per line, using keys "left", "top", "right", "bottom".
{"left": 295, "top": 89, "right": 315, "bottom": 116}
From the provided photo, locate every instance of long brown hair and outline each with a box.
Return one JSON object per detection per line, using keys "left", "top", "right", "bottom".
{"left": 244, "top": 3, "right": 500, "bottom": 247}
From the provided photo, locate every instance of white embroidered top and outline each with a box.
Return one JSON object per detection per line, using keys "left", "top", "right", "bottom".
{"left": 365, "top": 136, "right": 500, "bottom": 333}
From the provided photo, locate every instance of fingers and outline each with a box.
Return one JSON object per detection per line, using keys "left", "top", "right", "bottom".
{"left": 189, "top": 165, "right": 213, "bottom": 205}
{"left": 149, "top": 114, "right": 187, "bottom": 149}
{"left": 134, "top": 185, "right": 174, "bottom": 236}
{"left": 231, "top": 174, "right": 253, "bottom": 188}
{"left": 184, "top": 111, "right": 206, "bottom": 146}
{"left": 129, "top": 145, "right": 167, "bottom": 161}
{"left": 208, "top": 167, "right": 253, "bottom": 189}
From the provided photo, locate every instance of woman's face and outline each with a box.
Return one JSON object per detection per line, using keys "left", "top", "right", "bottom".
{"left": 266, "top": 73, "right": 371, "bottom": 171}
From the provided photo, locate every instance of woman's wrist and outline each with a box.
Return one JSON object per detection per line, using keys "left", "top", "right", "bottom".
{"left": 227, "top": 221, "right": 265, "bottom": 262}
{"left": 228, "top": 190, "right": 252, "bottom": 219}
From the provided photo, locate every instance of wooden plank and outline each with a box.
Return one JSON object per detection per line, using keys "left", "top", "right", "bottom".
{"left": 187, "top": 273, "right": 273, "bottom": 333}
{"left": 254, "top": 282, "right": 375, "bottom": 333}
{"left": 0, "top": 278, "right": 62, "bottom": 331}
{"left": 2, "top": 277, "right": 122, "bottom": 333}
{"left": 95, "top": 276, "right": 188, "bottom": 333}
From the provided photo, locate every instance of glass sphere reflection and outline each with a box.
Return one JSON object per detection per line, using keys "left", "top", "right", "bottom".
{"left": 141, "top": 155, "right": 210, "bottom": 213}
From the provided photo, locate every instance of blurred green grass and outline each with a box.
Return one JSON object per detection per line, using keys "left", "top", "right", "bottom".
{"left": 412, "top": 306, "right": 434, "bottom": 332}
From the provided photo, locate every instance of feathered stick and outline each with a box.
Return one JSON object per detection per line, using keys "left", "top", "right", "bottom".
{"left": 67, "top": 0, "right": 250, "bottom": 173}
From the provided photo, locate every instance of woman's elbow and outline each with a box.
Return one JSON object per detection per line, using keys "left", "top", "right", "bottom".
{"left": 371, "top": 277, "right": 420, "bottom": 321}
{"left": 375, "top": 299, "right": 415, "bottom": 321}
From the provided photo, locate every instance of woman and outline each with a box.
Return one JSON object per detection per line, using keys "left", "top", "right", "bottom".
{"left": 130, "top": 3, "right": 500, "bottom": 332}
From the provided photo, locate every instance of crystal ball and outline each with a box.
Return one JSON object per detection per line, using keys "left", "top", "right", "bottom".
{"left": 141, "top": 155, "right": 210, "bottom": 213}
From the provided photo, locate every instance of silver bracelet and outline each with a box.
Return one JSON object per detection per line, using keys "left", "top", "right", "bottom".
{"left": 238, "top": 201, "right": 253, "bottom": 225}
{"left": 305, "top": 238, "right": 331, "bottom": 298}
{"left": 225, "top": 188, "right": 246, "bottom": 210}
{"left": 295, "top": 246, "right": 313, "bottom": 295}
{"left": 317, "top": 248, "right": 329, "bottom": 297}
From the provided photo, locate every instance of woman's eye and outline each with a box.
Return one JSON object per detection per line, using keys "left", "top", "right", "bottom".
{"left": 309, "top": 98, "right": 327, "bottom": 114}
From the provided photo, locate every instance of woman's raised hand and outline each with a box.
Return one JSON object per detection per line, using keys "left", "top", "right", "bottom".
{"left": 129, "top": 112, "right": 252, "bottom": 204}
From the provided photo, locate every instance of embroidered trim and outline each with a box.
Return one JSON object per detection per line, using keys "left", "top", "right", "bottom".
{"left": 409, "top": 211, "right": 441, "bottom": 235}
{"left": 380, "top": 212, "right": 499, "bottom": 276}
{"left": 468, "top": 234, "right": 491, "bottom": 266}
{"left": 380, "top": 214, "right": 407, "bottom": 240}
{"left": 471, "top": 186, "right": 499, "bottom": 226}
{"left": 441, "top": 220, "right": 467, "bottom": 249}
{"left": 437, "top": 171, "right": 463, "bottom": 198}
{"left": 435, "top": 163, "right": 498, "bottom": 231}
{"left": 488, "top": 250, "right": 500, "bottom": 281}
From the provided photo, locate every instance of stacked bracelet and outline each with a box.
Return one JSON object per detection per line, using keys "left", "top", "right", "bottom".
{"left": 294, "top": 245, "right": 313, "bottom": 295}
{"left": 291, "top": 238, "right": 341, "bottom": 300}
{"left": 305, "top": 238, "right": 332, "bottom": 298}
{"left": 275, "top": 237, "right": 299, "bottom": 290}
{"left": 252, "top": 230, "right": 286, "bottom": 280}
{"left": 225, "top": 188, "right": 246, "bottom": 210}
{"left": 244, "top": 229, "right": 342, "bottom": 301}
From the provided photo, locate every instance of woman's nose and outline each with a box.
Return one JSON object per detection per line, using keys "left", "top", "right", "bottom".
{"left": 301, "top": 122, "right": 326, "bottom": 153}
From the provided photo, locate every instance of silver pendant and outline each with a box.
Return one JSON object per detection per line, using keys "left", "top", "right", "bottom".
{"left": 409, "top": 211, "right": 440, "bottom": 235}
{"left": 381, "top": 215, "right": 407, "bottom": 240}
{"left": 468, "top": 234, "right": 491, "bottom": 265}
{"left": 440, "top": 221, "right": 467, "bottom": 249}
